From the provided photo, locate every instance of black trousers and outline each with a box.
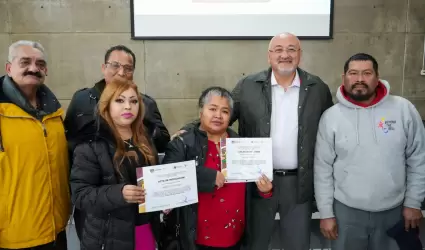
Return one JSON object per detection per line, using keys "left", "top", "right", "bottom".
{"left": 0, "top": 230, "right": 67, "bottom": 250}
{"left": 247, "top": 175, "right": 312, "bottom": 250}
{"left": 197, "top": 242, "right": 241, "bottom": 250}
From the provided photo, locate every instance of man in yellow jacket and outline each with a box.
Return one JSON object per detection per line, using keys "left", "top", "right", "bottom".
{"left": 0, "top": 40, "right": 70, "bottom": 249}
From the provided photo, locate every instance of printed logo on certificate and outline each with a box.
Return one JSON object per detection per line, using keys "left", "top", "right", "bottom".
{"left": 136, "top": 160, "right": 199, "bottom": 213}
{"left": 225, "top": 138, "right": 273, "bottom": 183}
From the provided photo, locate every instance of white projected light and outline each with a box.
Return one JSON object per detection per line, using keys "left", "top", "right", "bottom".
{"left": 130, "top": 0, "right": 333, "bottom": 39}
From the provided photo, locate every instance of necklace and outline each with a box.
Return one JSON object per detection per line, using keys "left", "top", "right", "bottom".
{"left": 124, "top": 139, "right": 134, "bottom": 148}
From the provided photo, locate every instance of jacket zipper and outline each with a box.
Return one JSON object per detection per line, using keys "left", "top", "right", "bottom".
{"left": 101, "top": 214, "right": 111, "bottom": 250}
{"left": 41, "top": 122, "right": 47, "bottom": 137}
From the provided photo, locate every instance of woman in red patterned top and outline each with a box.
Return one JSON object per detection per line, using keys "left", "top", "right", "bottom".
{"left": 162, "top": 86, "right": 273, "bottom": 250}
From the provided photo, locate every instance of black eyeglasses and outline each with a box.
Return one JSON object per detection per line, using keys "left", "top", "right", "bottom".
{"left": 106, "top": 61, "right": 134, "bottom": 74}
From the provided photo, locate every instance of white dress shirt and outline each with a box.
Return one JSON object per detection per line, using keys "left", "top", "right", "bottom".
{"left": 270, "top": 70, "right": 300, "bottom": 169}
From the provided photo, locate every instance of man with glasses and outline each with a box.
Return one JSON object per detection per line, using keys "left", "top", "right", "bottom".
{"left": 64, "top": 45, "right": 170, "bottom": 240}
{"left": 64, "top": 45, "right": 170, "bottom": 154}
{"left": 236, "top": 32, "right": 333, "bottom": 250}
{"left": 0, "top": 40, "right": 69, "bottom": 249}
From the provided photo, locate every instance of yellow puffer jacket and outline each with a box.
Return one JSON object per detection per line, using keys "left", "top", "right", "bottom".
{"left": 0, "top": 76, "right": 70, "bottom": 249}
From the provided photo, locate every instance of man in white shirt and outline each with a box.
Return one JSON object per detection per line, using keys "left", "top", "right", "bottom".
{"left": 231, "top": 33, "right": 333, "bottom": 250}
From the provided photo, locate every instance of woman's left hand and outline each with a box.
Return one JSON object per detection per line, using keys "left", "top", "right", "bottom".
{"left": 255, "top": 174, "right": 273, "bottom": 193}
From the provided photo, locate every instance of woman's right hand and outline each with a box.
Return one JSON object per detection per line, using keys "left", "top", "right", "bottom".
{"left": 122, "top": 185, "right": 145, "bottom": 204}
{"left": 216, "top": 171, "right": 225, "bottom": 188}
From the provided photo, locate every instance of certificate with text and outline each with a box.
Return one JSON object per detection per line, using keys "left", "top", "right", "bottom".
{"left": 225, "top": 138, "right": 273, "bottom": 183}
{"left": 137, "top": 160, "right": 198, "bottom": 213}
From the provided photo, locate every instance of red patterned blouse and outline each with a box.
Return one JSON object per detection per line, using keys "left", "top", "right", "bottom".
{"left": 195, "top": 140, "right": 246, "bottom": 248}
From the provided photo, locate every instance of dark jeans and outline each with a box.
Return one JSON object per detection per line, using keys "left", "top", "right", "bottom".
{"left": 0, "top": 230, "right": 67, "bottom": 250}
{"left": 197, "top": 241, "right": 241, "bottom": 250}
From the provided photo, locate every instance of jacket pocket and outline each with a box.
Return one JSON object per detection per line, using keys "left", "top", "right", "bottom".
{"left": 0, "top": 153, "right": 10, "bottom": 230}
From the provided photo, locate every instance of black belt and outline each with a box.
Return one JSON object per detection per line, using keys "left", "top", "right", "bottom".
{"left": 273, "top": 169, "right": 298, "bottom": 176}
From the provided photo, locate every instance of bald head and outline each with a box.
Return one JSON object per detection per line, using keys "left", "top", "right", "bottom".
{"left": 268, "top": 32, "right": 301, "bottom": 50}
{"left": 267, "top": 32, "right": 301, "bottom": 76}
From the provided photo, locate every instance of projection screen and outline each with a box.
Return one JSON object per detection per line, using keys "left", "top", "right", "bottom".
{"left": 130, "top": 0, "right": 334, "bottom": 39}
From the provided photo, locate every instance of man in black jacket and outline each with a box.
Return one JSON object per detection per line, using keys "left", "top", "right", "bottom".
{"left": 64, "top": 45, "right": 170, "bottom": 154}
{"left": 64, "top": 45, "right": 170, "bottom": 240}
{"left": 240, "top": 33, "right": 333, "bottom": 250}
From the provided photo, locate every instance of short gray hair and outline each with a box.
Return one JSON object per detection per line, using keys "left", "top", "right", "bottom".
{"left": 8, "top": 40, "right": 46, "bottom": 63}
{"left": 198, "top": 86, "right": 234, "bottom": 113}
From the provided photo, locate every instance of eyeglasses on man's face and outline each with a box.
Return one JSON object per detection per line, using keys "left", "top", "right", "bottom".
{"left": 106, "top": 61, "right": 134, "bottom": 74}
{"left": 268, "top": 47, "right": 300, "bottom": 55}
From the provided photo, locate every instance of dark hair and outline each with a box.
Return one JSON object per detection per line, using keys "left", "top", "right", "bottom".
{"left": 344, "top": 53, "right": 379, "bottom": 75}
{"left": 198, "top": 86, "right": 234, "bottom": 112}
{"left": 104, "top": 45, "right": 136, "bottom": 68}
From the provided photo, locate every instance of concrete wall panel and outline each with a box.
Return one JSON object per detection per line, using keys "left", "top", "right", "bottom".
{"left": 155, "top": 99, "right": 199, "bottom": 134}
{"left": 408, "top": 1, "right": 425, "bottom": 33}
{"left": 0, "top": 1, "right": 10, "bottom": 34}
{"left": 333, "top": 4, "right": 407, "bottom": 33}
{"left": 9, "top": 0, "right": 131, "bottom": 33}
{"left": 0, "top": 34, "right": 11, "bottom": 64}
{"left": 144, "top": 40, "right": 269, "bottom": 99}
{"left": 403, "top": 33, "right": 425, "bottom": 98}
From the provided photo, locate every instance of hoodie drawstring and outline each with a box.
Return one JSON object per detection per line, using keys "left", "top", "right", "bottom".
{"left": 371, "top": 107, "right": 378, "bottom": 143}
{"left": 356, "top": 107, "right": 378, "bottom": 145}
{"left": 355, "top": 108, "right": 360, "bottom": 145}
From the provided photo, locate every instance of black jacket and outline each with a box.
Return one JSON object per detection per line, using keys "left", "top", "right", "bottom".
{"left": 231, "top": 67, "right": 333, "bottom": 204}
{"left": 162, "top": 123, "right": 253, "bottom": 250}
{"left": 182, "top": 68, "right": 333, "bottom": 205}
{"left": 64, "top": 79, "right": 170, "bottom": 154}
{"left": 69, "top": 117, "right": 161, "bottom": 250}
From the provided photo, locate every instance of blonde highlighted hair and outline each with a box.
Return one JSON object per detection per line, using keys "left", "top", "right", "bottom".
{"left": 97, "top": 79, "right": 156, "bottom": 172}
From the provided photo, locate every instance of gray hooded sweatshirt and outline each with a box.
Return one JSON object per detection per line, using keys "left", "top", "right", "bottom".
{"left": 314, "top": 80, "right": 425, "bottom": 219}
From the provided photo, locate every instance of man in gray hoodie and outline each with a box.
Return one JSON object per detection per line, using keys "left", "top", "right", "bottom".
{"left": 314, "top": 53, "right": 425, "bottom": 250}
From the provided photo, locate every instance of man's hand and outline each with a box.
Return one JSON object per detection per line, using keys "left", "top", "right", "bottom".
{"left": 216, "top": 171, "right": 225, "bottom": 188}
{"left": 320, "top": 217, "right": 338, "bottom": 240}
{"left": 255, "top": 174, "right": 273, "bottom": 193}
{"left": 171, "top": 130, "right": 186, "bottom": 140}
{"left": 403, "top": 207, "right": 423, "bottom": 231}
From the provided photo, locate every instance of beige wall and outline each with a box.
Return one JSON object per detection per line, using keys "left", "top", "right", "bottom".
{"left": 0, "top": 0, "right": 424, "bottom": 133}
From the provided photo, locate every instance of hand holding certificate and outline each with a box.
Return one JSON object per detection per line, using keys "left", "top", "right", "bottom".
{"left": 222, "top": 138, "right": 273, "bottom": 183}
{"left": 137, "top": 160, "right": 198, "bottom": 213}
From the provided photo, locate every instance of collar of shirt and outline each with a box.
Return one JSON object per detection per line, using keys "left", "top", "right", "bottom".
{"left": 271, "top": 70, "right": 301, "bottom": 88}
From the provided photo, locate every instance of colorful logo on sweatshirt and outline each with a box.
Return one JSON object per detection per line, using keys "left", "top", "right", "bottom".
{"left": 377, "top": 118, "right": 396, "bottom": 133}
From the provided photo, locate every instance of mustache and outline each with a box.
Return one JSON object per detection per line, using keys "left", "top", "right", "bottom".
{"left": 23, "top": 71, "right": 43, "bottom": 78}
{"left": 278, "top": 56, "right": 292, "bottom": 61}
{"left": 352, "top": 82, "right": 368, "bottom": 89}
